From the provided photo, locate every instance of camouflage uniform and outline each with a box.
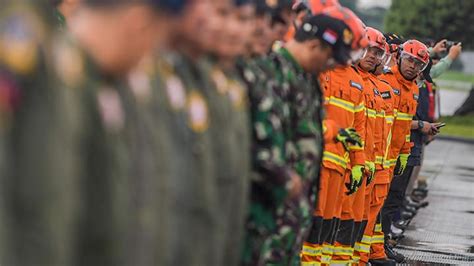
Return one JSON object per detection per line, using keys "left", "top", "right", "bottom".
{"left": 239, "top": 55, "right": 297, "bottom": 266}
{"left": 259, "top": 47, "right": 324, "bottom": 265}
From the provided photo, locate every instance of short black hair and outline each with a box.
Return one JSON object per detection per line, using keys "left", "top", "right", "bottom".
{"left": 51, "top": 0, "right": 63, "bottom": 6}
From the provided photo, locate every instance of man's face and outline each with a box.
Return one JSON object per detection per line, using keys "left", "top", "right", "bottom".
{"left": 359, "top": 46, "right": 384, "bottom": 72}
{"left": 251, "top": 15, "right": 272, "bottom": 55}
{"left": 302, "top": 40, "right": 333, "bottom": 74}
{"left": 178, "top": 0, "right": 217, "bottom": 51}
{"left": 220, "top": 4, "right": 255, "bottom": 58}
{"left": 69, "top": 4, "right": 157, "bottom": 75}
{"left": 399, "top": 54, "right": 425, "bottom": 80}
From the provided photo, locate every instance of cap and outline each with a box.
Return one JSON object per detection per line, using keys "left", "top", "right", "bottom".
{"left": 82, "top": 0, "right": 187, "bottom": 13}
{"left": 296, "top": 14, "right": 354, "bottom": 64}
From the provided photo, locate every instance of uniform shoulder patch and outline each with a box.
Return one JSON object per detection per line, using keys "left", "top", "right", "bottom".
{"left": 0, "top": 10, "right": 43, "bottom": 75}
{"left": 413, "top": 93, "right": 419, "bottom": 100}
{"left": 349, "top": 80, "right": 363, "bottom": 91}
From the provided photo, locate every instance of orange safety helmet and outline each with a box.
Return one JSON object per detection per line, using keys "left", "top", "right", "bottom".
{"left": 400, "top": 39, "right": 430, "bottom": 65}
{"left": 309, "top": 0, "right": 340, "bottom": 13}
{"left": 366, "top": 27, "right": 386, "bottom": 51}
{"left": 321, "top": 6, "right": 369, "bottom": 50}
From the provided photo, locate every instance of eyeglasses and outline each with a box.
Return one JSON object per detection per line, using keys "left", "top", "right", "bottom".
{"left": 400, "top": 52, "right": 427, "bottom": 72}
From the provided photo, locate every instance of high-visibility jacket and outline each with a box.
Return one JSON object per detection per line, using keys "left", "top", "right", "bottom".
{"left": 320, "top": 65, "right": 366, "bottom": 174}
{"left": 371, "top": 77, "right": 394, "bottom": 171}
{"left": 357, "top": 68, "right": 384, "bottom": 168}
{"left": 380, "top": 66, "right": 419, "bottom": 169}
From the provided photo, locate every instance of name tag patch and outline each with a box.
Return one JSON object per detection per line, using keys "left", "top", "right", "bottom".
{"left": 381, "top": 91, "right": 391, "bottom": 99}
{"left": 350, "top": 80, "right": 363, "bottom": 91}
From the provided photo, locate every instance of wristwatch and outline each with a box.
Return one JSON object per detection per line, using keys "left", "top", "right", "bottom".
{"left": 418, "top": 120, "right": 424, "bottom": 130}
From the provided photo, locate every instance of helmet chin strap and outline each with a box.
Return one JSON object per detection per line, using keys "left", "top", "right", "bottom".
{"left": 369, "top": 63, "right": 380, "bottom": 74}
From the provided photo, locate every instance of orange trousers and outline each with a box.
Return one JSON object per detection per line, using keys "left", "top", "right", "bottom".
{"left": 331, "top": 171, "right": 368, "bottom": 264}
{"left": 359, "top": 169, "right": 391, "bottom": 264}
{"left": 301, "top": 167, "right": 345, "bottom": 265}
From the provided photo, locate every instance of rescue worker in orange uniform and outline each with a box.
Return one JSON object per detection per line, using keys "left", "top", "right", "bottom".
{"left": 342, "top": 27, "right": 391, "bottom": 265}
{"left": 300, "top": 6, "right": 369, "bottom": 265}
{"left": 372, "top": 40, "right": 430, "bottom": 264}
{"left": 350, "top": 30, "right": 397, "bottom": 266}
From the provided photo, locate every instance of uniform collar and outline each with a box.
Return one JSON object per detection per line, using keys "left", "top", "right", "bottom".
{"left": 392, "top": 65, "right": 416, "bottom": 90}
{"left": 277, "top": 47, "right": 304, "bottom": 74}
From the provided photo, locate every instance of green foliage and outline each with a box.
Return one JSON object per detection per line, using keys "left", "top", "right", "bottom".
{"left": 435, "top": 71, "right": 474, "bottom": 83}
{"left": 439, "top": 115, "right": 474, "bottom": 139}
{"left": 384, "top": 0, "right": 474, "bottom": 49}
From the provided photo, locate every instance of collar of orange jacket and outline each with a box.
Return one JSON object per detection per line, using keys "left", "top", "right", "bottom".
{"left": 392, "top": 65, "right": 416, "bottom": 91}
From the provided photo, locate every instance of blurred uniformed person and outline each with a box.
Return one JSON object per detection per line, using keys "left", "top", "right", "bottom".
{"left": 68, "top": 0, "right": 185, "bottom": 265}
{"left": 0, "top": 1, "right": 89, "bottom": 265}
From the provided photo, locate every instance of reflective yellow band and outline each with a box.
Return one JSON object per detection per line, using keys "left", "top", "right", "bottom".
{"left": 354, "top": 242, "right": 370, "bottom": 253}
{"left": 302, "top": 246, "right": 322, "bottom": 256}
{"left": 361, "top": 235, "right": 372, "bottom": 244}
{"left": 330, "top": 260, "right": 353, "bottom": 265}
{"left": 366, "top": 108, "right": 377, "bottom": 118}
{"left": 323, "top": 151, "right": 348, "bottom": 169}
{"left": 396, "top": 111, "right": 412, "bottom": 121}
{"left": 406, "top": 134, "right": 411, "bottom": 142}
{"left": 376, "top": 110, "right": 385, "bottom": 117}
{"left": 375, "top": 223, "right": 382, "bottom": 232}
{"left": 301, "top": 262, "right": 321, "bottom": 266}
{"left": 321, "top": 254, "right": 332, "bottom": 264}
{"left": 352, "top": 256, "right": 361, "bottom": 263}
{"left": 375, "top": 156, "right": 383, "bottom": 165}
{"left": 385, "top": 115, "right": 394, "bottom": 123}
{"left": 371, "top": 235, "right": 385, "bottom": 244}
{"left": 333, "top": 246, "right": 354, "bottom": 256}
{"left": 326, "top": 96, "right": 356, "bottom": 113}
{"left": 322, "top": 244, "right": 334, "bottom": 254}
{"left": 355, "top": 103, "right": 365, "bottom": 112}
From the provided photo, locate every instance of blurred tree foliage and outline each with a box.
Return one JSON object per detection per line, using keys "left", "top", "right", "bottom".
{"left": 384, "top": 0, "right": 474, "bottom": 49}
{"left": 340, "top": 0, "right": 388, "bottom": 31}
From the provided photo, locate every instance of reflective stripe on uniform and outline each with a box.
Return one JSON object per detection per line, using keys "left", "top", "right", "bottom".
{"left": 375, "top": 223, "right": 382, "bottom": 232}
{"left": 385, "top": 115, "right": 394, "bottom": 123}
{"left": 371, "top": 235, "right": 385, "bottom": 244}
{"left": 355, "top": 102, "right": 365, "bottom": 112}
{"left": 352, "top": 256, "right": 361, "bottom": 263}
{"left": 406, "top": 134, "right": 411, "bottom": 142}
{"left": 375, "top": 156, "right": 383, "bottom": 165}
{"left": 366, "top": 108, "right": 377, "bottom": 118}
{"left": 330, "top": 260, "right": 352, "bottom": 265}
{"left": 326, "top": 96, "right": 356, "bottom": 113}
{"left": 396, "top": 111, "right": 412, "bottom": 121}
{"left": 361, "top": 235, "right": 372, "bottom": 244}
{"left": 322, "top": 244, "right": 334, "bottom": 255}
{"left": 321, "top": 255, "right": 331, "bottom": 264}
{"left": 354, "top": 242, "right": 370, "bottom": 253}
{"left": 301, "top": 261, "right": 321, "bottom": 266}
{"left": 302, "top": 245, "right": 322, "bottom": 256}
{"left": 323, "top": 151, "right": 348, "bottom": 169}
{"left": 333, "top": 246, "right": 354, "bottom": 256}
